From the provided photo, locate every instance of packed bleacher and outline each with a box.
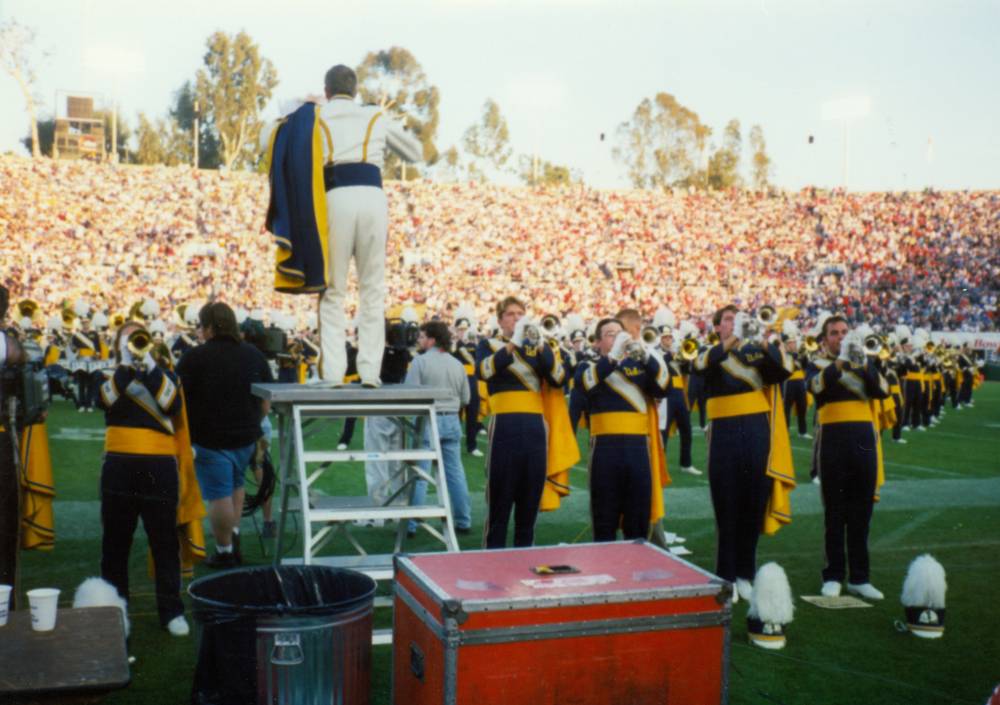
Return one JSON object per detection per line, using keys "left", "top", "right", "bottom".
{"left": 1, "top": 155, "right": 997, "bottom": 333}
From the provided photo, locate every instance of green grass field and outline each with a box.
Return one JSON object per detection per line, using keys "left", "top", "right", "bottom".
{"left": 15, "top": 383, "right": 1000, "bottom": 705}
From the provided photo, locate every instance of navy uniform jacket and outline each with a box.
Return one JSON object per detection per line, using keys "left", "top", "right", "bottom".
{"left": 806, "top": 354, "right": 890, "bottom": 409}
{"left": 694, "top": 340, "right": 792, "bottom": 401}
{"left": 476, "top": 337, "right": 566, "bottom": 403}
{"left": 98, "top": 363, "right": 183, "bottom": 445}
{"left": 576, "top": 354, "right": 670, "bottom": 431}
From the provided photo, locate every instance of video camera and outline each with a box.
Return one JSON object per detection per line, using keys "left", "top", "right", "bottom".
{"left": 0, "top": 335, "right": 49, "bottom": 427}
{"left": 385, "top": 318, "right": 419, "bottom": 352}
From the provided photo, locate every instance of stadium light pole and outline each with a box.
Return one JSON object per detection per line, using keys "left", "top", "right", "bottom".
{"left": 822, "top": 96, "right": 871, "bottom": 189}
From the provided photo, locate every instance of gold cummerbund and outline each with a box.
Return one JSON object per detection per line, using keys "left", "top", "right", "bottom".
{"left": 590, "top": 411, "right": 649, "bottom": 436}
{"left": 817, "top": 400, "right": 873, "bottom": 426}
{"left": 706, "top": 390, "right": 770, "bottom": 420}
{"left": 489, "top": 391, "right": 544, "bottom": 416}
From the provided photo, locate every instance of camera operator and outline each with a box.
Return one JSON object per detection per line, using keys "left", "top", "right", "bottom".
{"left": 361, "top": 318, "right": 415, "bottom": 515}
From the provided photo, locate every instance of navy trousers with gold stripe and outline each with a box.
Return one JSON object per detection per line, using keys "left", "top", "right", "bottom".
{"left": 706, "top": 413, "right": 772, "bottom": 583}
{"left": 589, "top": 435, "right": 651, "bottom": 541}
{"left": 815, "top": 422, "right": 877, "bottom": 584}
{"left": 484, "top": 413, "right": 546, "bottom": 549}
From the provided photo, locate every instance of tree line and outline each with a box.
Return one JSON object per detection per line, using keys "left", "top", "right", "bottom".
{"left": 1, "top": 21, "right": 772, "bottom": 189}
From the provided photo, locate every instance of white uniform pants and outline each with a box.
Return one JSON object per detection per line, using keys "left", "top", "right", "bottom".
{"left": 318, "top": 185, "right": 387, "bottom": 382}
{"left": 363, "top": 416, "right": 405, "bottom": 505}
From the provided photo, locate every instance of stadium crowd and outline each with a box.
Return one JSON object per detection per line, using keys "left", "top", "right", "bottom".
{"left": 1, "top": 155, "right": 997, "bottom": 333}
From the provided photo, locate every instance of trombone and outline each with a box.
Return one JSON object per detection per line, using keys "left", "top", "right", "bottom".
{"left": 802, "top": 335, "right": 820, "bottom": 354}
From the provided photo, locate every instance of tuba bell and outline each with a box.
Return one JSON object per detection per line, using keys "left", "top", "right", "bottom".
{"left": 757, "top": 305, "right": 777, "bottom": 329}
{"left": 17, "top": 299, "right": 39, "bottom": 322}
{"left": 863, "top": 334, "right": 883, "bottom": 357}
{"left": 803, "top": 335, "right": 819, "bottom": 353}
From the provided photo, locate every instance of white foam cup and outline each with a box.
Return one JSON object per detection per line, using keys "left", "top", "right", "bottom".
{"left": 27, "top": 588, "right": 60, "bottom": 631}
{"left": 0, "top": 584, "right": 11, "bottom": 626}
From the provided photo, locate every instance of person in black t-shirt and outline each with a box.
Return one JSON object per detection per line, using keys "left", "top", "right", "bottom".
{"left": 177, "top": 303, "right": 273, "bottom": 568}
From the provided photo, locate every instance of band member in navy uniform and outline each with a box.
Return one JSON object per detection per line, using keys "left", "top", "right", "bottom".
{"left": 657, "top": 327, "right": 699, "bottom": 475}
{"left": 694, "top": 305, "right": 794, "bottom": 602}
{"left": 578, "top": 318, "right": 670, "bottom": 540}
{"left": 807, "top": 316, "right": 890, "bottom": 601}
{"left": 781, "top": 325, "right": 810, "bottom": 438}
{"left": 476, "top": 296, "right": 567, "bottom": 548}
{"left": 97, "top": 320, "right": 190, "bottom": 635}
{"left": 451, "top": 310, "right": 483, "bottom": 457}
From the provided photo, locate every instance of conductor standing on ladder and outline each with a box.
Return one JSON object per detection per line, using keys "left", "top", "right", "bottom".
{"left": 262, "top": 65, "right": 422, "bottom": 387}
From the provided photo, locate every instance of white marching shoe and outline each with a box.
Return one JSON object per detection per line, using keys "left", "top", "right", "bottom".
{"left": 821, "top": 581, "right": 842, "bottom": 597}
{"left": 167, "top": 615, "right": 190, "bottom": 637}
{"left": 680, "top": 466, "right": 702, "bottom": 476}
{"left": 847, "top": 582, "right": 884, "bottom": 600}
{"left": 470, "top": 448, "right": 484, "bottom": 458}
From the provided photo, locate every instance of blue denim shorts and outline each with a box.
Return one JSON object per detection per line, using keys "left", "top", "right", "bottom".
{"left": 193, "top": 443, "right": 255, "bottom": 501}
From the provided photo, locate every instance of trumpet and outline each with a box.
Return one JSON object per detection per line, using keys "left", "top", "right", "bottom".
{"left": 127, "top": 328, "right": 155, "bottom": 369}
{"left": 707, "top": 332, "right": 721, "bottom": 346}
{"left": 803, "top": 335, "right": 819, "bottom": 353}
{"left": 523, "top": 323, "right": 542, "bottom": 348}
{"left": 680, "top": 337, "right": 699, "bottom": 361}
{"left": 641, "top": 325, "right": 660, "bottom": 345}
{"left": 924, "top": 340, "right": 935, "bottom": 354}
{"left": 540, "top": 314, "right": 561, "bottom": 339}
{"left": 16, "top": 299, "right": 39, "bottom": 322}
{"left": 624, "top": 339, "right": 648, "bottom": 361}
{"left": 757, "top": 305, "right": 777, "bottom": 329}
{"left": 863, "top": 334, "right": 883, "bottom": 357}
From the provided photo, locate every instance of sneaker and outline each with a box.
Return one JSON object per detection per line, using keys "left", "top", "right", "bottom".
{"left": 680, "top": 466, "right": 702, "bottom": 476}
{"left": 917, "top": 426, "right": 927, "bottom": 432}
{"left": 204, "top": 550, "right": 239, "bottom": 570}
{"left": 478, "top": 429, "right": 488, "bottom": 436}
{"left": 902, "top": 425, "right": 911, "bottom": 431}
{"left": 261, "top": 521, "right": 277, "bottom": 539}
{"left": 455, "top": 526, "right": 472, "bottom": 535}
{"left": 821, "top": 581, "right": 841, "bottom": 597}
{"left": 799, "top": 433, "right": 813, "bottom": 439}
{"left": 730, "top": 585, "right": 739, "bottom": 604}
{"left": 78, "top": 407, "right": 86, "bottom": 413}
{"left": 167, "top": 615, "right": 190, "bottom": 637}
{"left": 846, "top": 582, "right": 884, "bottom": 600}
{"left": 893, "top": 438, "right": 908, "bottom": 444}
{"left": 87, "top": 407, "right": 94, "bottom": 413}
{"left": 470, "top": 448, "right": 484, "bottom": 458}
{"left": 361, "top": 378, "right": 381, "bottom": 389}
{"left": 812, "top": 476, "right": 820, "bottom": 486}
{"left": 337, "top": 443, "right": 348, "bottom": 451}
{"left": 736, "top": 578, "right": 753, "bottom": 602}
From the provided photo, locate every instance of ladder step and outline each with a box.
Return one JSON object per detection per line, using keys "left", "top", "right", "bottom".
{"left": 307, "top": 506, "right": 450, "bottom": 523}
{"left": 283, "top": 554, "right": 395, "bottom": 581}
{"left": 372, "top": 628, "right": 393, "bottom": 646}
{"left": 302, "top": 450, "right": 437, "bottom": 463}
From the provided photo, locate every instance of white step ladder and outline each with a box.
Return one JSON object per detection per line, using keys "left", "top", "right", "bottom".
{"left": 252, "top": 383, "right": 461, "bottom": 644}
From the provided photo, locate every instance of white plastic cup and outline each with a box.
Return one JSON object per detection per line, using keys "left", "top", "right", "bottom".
{"left": 27, "top": 588, "right": 60, "bottom": 631}
{"left": 0, "top": 584, "right": 11, "bottom": 626}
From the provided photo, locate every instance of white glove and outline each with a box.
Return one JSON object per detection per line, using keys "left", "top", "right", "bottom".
{"left": 511, "top": 317, "right": 529, "bottom": 347}
{"left": 142, "top": 352, "right": 157, "bottom": 372}
{"left": 610, "top": 332, "right": 632, "bottom": 360}
{"left": 732, "top": 312, "right": 749, "bottom": 341}
{"left": 119, "top": 339, "right": 134, "bottom": 367}
{"left": 838, "top": 332, "right": 856, "bottom": 364}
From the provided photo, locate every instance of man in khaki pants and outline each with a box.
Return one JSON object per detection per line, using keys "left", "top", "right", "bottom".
{"left": 263, "top": 64, "right": 421, "bottom": 386}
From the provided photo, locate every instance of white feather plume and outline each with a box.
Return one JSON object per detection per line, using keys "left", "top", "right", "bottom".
{"left": 250, "top": 309, "right": 265, "bottom": 321}
{"left": 782, "top": 320, "right": 800, "bottom": 338}
{"left": 73, "top": 299, "right": 91, "bottom": 318}
{"left": 233, "top": 307, "right": 249, "bottom": 324}
{"left": 149, "top": 320, "right": 167, "bottom": 335}
{"left": 47, "top": 314, "right": 63, "bottom": 331}
{"left": 454, "top": 304, "right": 477, "bottom": 326}
{"left": 140, "top": 298, "right": 160, "bottom": 317}
{"left": 91, "top": 312, "right": 109, "bottom": 329}
{"left": 653, "top": 307, "right": 676, "bottom": 330}
{"left": 678, "top": 320, "right": 699, "bottom": 339}
{"left": 894, "top": 324, "right": 911, "bottom": 341}
{"left": 748, "top": 562, "right": 795, "bottom": 625}
{"left": 304, "top": 312, "right": 318, "bottom": 330}
{"left": 401, "top": 306, "right": 419, "bottom": 323}
{"left": 901, "top": 554, "right": 946, "bottom": 609}
{"left": 812, "top": 310, "right": 833, "bottom": 336}
{"left": 855, "top": 323, "right": 874, "bottom": 339}
{"left": 184, "top": 304, "right": 201, "bottom": 325}
{"left": 73, "top": 577, "right": 130, "bottom": 637}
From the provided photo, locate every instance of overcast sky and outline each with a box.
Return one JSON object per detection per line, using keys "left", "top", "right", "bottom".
{"left": 1, "top": 0, "right": 997, "bottom": 191}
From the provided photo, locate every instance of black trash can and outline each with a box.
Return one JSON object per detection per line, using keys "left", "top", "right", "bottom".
{"left": 188, "top": 565, "right": 376, "bottom": 705}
